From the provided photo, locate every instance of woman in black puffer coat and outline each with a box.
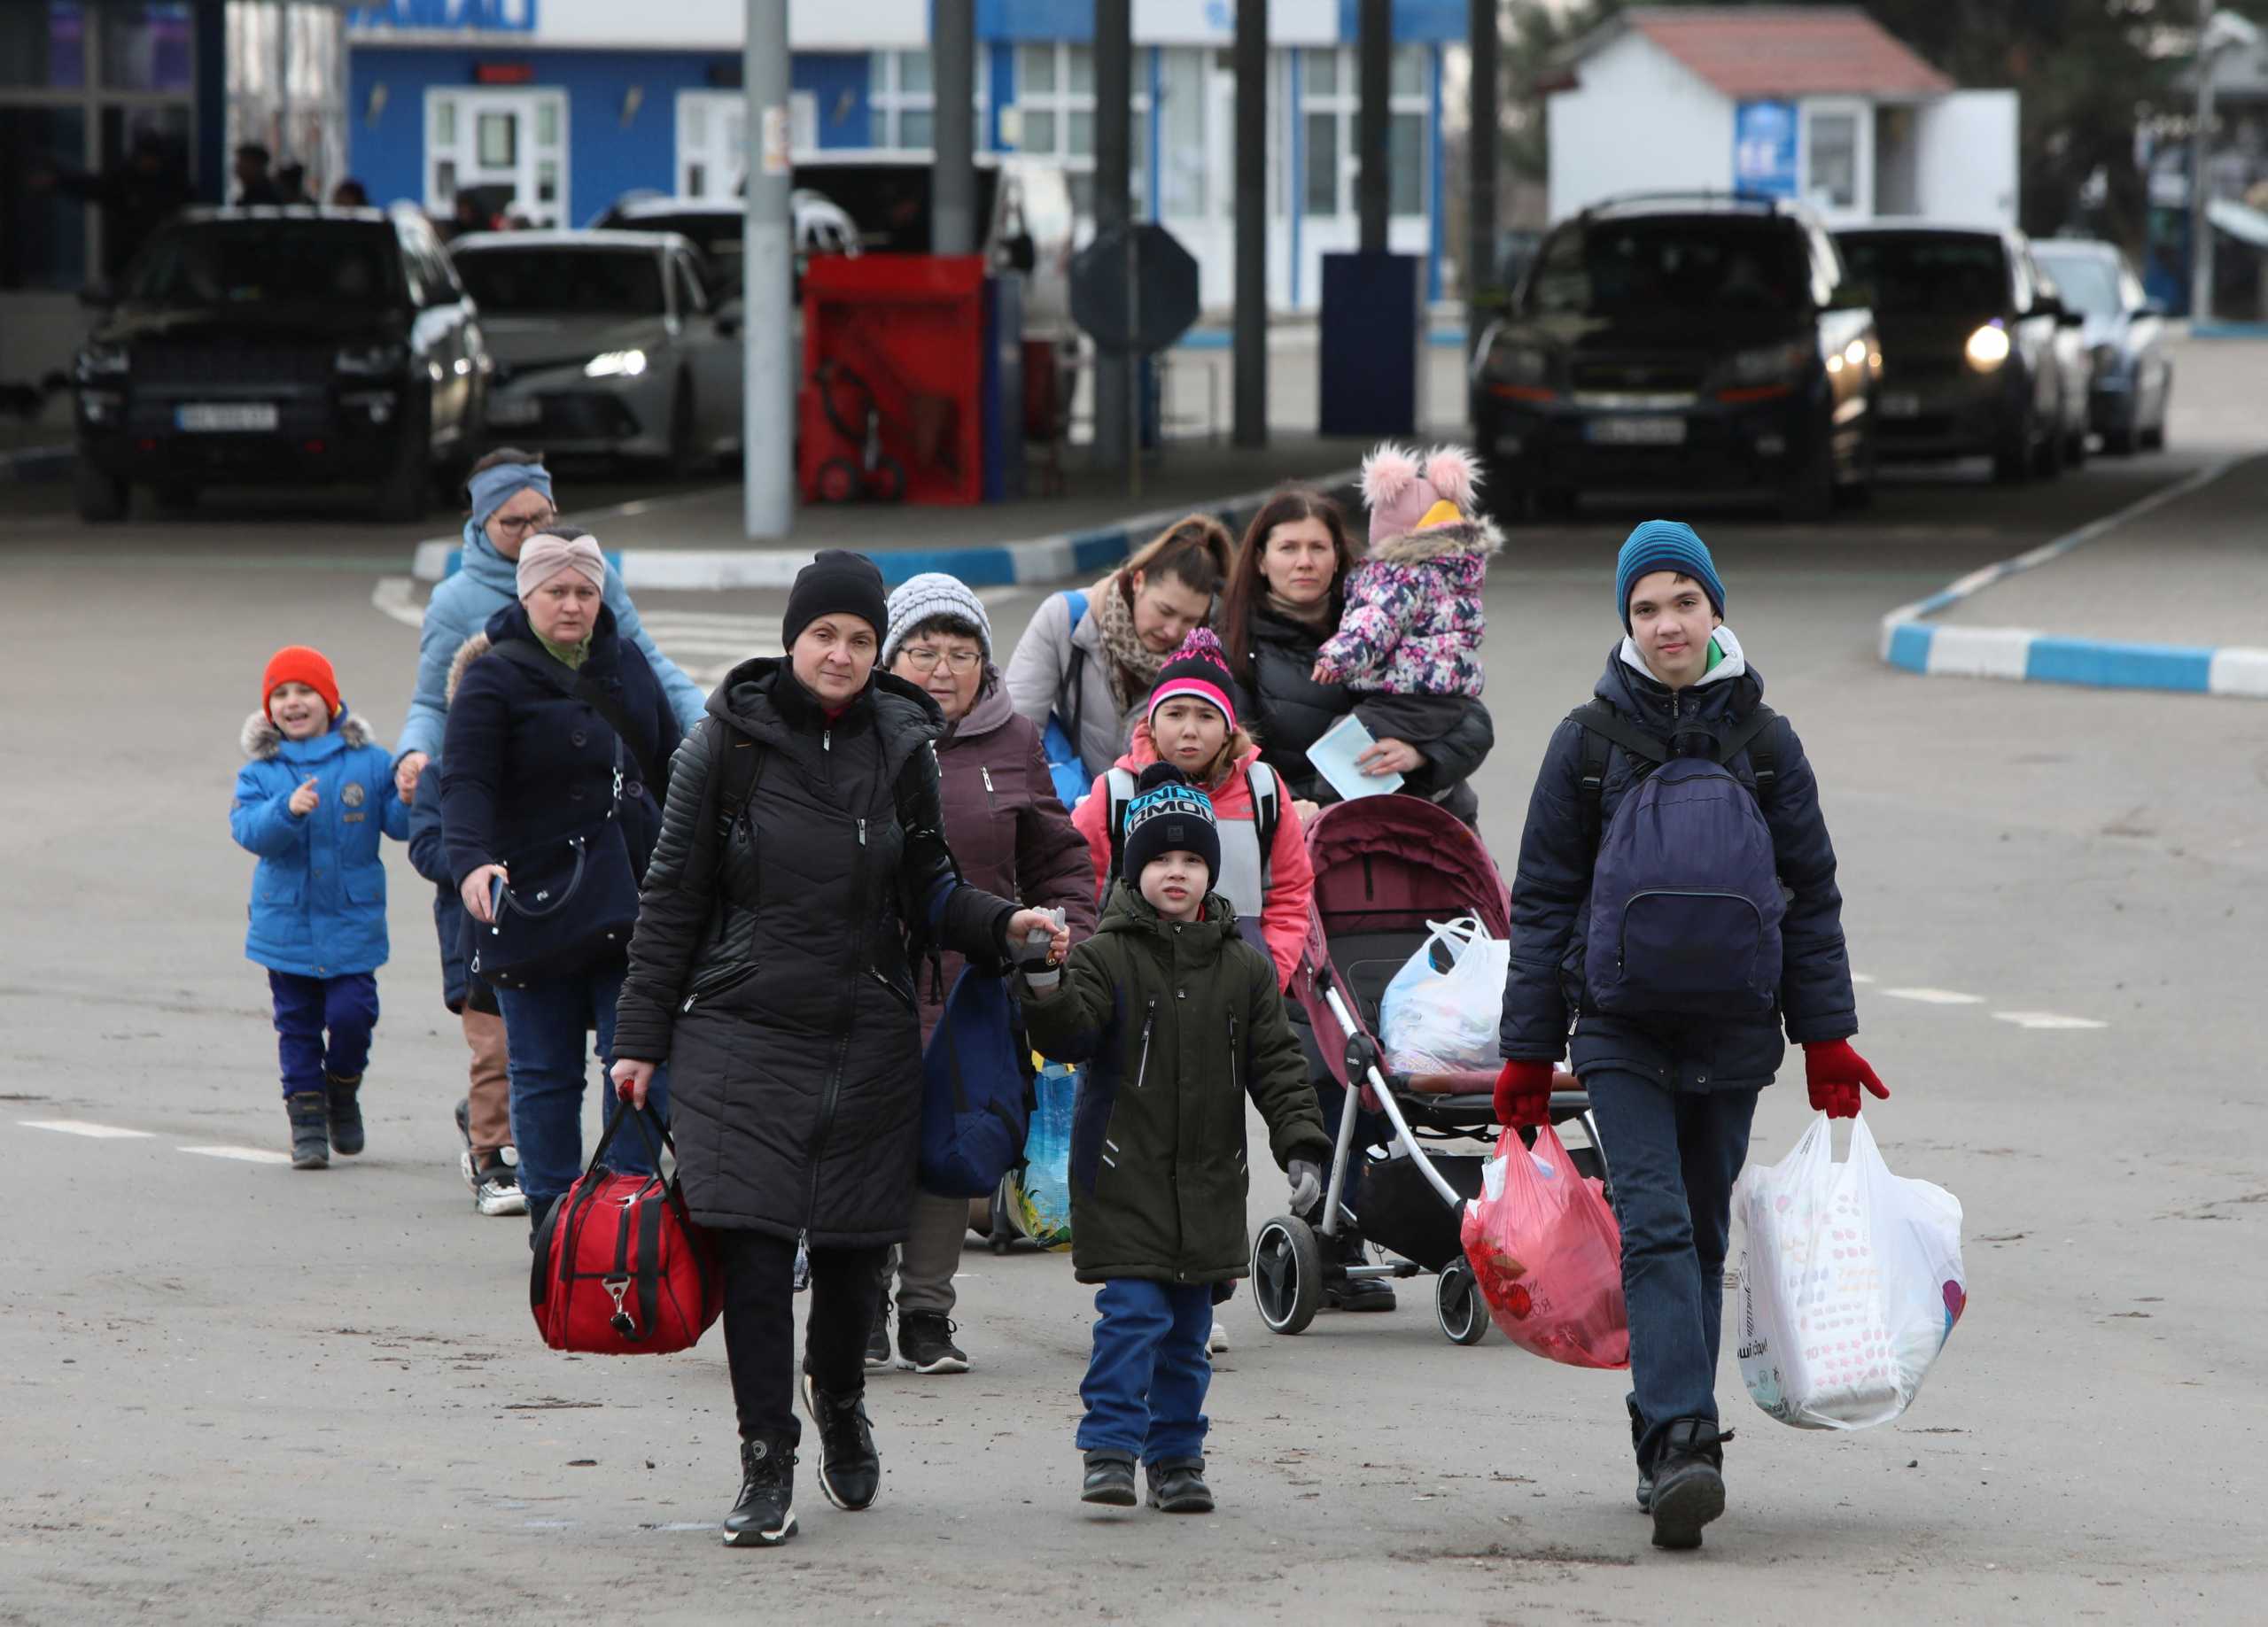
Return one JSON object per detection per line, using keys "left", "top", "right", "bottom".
{"left": 609, "top": 550, "right": 1067, "bottom": 1551}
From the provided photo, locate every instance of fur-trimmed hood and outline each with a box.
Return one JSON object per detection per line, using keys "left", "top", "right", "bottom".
{"left": 446, "top": 631, "right": 492, "bottom": 705}
{"left": 241, "top": 709, "right": 373, "bottom": 760}
{"left": 1366, "top": 514, "right": 1503, "bottom": 565}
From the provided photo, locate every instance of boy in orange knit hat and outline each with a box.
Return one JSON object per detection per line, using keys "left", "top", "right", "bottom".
{"left": 229, "top": 646, "right": 410, "bottom": 1167}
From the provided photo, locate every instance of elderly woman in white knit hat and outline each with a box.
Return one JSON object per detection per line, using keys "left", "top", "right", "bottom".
{"left": 860, "top": 574, "right": 1099, "bottom": 1375}
{"left": 439, "top": 527, "right": 687, "bottom": 1237}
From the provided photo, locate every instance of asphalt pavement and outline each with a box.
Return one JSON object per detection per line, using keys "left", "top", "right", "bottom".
{"left": 3, "top": 362, "right": 2265, "bottom": 1624}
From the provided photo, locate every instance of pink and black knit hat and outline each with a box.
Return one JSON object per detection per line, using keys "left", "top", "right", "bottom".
{"left": 1146, "top": 627, "right": 1239, "bottom": 732}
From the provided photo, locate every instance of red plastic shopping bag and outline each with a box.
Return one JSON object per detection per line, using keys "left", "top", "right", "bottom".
{"left": 1459, "top": 1124, "right": 1629, "bottom": 1369}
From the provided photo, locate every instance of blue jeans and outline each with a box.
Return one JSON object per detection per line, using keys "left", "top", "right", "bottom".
{"left": 1076, "top": 1279, "right": 1214, "bottom": 1463}
{"left": 1584, "top": 1069, "right": 1759, "bottom": 1470}
{"left": 268, "top": 971, "right": 378, "bottom": 1098}
{"left": 494, "top": 963, "right": 669, "bottom": 1206}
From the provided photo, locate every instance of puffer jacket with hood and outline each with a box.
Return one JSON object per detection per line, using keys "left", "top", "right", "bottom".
{"left": 1002, "top": 581, "right": 1147, "bottom": 786}
{"left": 1311, "top": 514, "right": 1500, "bottom": 699}
{"left": 395, "top": 516, "right": 705, "bottom": 764}
{"left": 1069, "top": 725, "right": 1314, "bottom": 991}
{"left": 920, "top": 669, "right": 1098, "bottom": 1042}
{"left": 610, "top": 659, "right": 1023, "bottom": 1244}
{"left": 1497, "top": 628, "right": 1857, "bottom": 1092}
{"left": 1017, "top": 883, "right": 1332, "bottom": 1287}
{"left": 230, "top": 707, "right": 410, "bottom": 978}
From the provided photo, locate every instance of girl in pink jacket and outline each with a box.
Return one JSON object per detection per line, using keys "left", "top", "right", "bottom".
{"left": 1072, "top": 629, "right": 1313, "bottom": 992}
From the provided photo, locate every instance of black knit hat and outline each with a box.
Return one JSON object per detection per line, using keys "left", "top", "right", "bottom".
{"left": 782, "top": 549, "right": 889, "bottom": 650}
{"left": 1120, "top": 763, "right": 1220, "bottom": 892}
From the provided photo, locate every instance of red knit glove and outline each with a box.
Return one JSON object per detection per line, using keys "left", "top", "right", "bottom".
{"left": 1493, "top": 1059, "right": 1555, "bottom": 1128}
{"left": 1803, "top": 1039, "right": 1888, "bottom": 1120}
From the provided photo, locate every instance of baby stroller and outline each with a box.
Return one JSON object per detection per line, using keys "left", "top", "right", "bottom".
{"left": 1252, "top": 795, "right": 1604, "bottom": 1345}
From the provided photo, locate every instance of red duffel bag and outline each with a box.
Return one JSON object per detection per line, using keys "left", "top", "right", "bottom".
{"left": 530, "top": 1104, "right": 722, "bottom": 1354}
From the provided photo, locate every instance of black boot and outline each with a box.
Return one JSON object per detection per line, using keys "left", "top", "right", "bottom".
{"left": 1145, "top": 1457, "right": 1215, "bottom": 1514}
{"left": 722, "top": 1433, "right": 797, "bottom": 1547}
{"left": 325, "top": 1072, "right": 364, "bottom": 1157}
{"left": 1630, "top": 1397, "right": 1653, "bottom": 1513}
{"left": 1648, "top": 1417, "right": 1730, "bottom": 1551}
{"left": 801, "top": 1370, "right": 881, "bottom": 1511}
{"left": 285, "top": 1091, "right": 330, "bottom": 1170}
{"left": 1080, "top": 1449, "right": 1137, "bottom": 1507}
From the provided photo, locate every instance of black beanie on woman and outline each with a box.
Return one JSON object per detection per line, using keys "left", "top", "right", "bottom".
{"left": 782, "top": 549, "right": 890, "bottom": 649}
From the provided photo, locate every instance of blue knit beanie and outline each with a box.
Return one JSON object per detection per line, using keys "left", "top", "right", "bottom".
{"left": 1614, "top": 520, "right": 1725, "bottom": 631}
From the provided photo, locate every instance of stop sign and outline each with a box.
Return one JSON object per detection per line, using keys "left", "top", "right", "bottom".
{"left": 1070, "top": 222, "right": 1200, "bottom": 354}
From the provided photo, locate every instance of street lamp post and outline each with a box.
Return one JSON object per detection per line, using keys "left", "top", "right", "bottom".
{"left": 2192, "top": 0, "right": 2218, "bottom": 323}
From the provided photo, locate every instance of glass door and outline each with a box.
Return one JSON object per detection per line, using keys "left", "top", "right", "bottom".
{"left": 426, "top": 89, "right": 567, "bottom": 228}
{"left": 675, "top": 89, "right": 746, "bottom": 198}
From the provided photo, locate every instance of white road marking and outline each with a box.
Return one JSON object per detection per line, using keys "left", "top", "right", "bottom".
{"left": 179, "top": 1145, "right": 295, "bottom": 1164}
{"left": 370, "top": 576, "right": 426, "bottom": 629}
{"left": 19, "top": 1120, "right": 155, "bottom": 1139}
{"left": 1851, "top": 972, "right": 1876, "bottom": 985}
{"left": 976, "top": 585, "right": 1029, "bottom": 607}
{"left": 1881, "top": 988, "right": 1986, "bottom": 1005}
{"left": 1992, "top": 1011, "right": 2109, "bottom": 1031}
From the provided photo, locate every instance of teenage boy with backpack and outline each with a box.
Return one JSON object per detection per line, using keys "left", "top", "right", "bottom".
{"left": 1493, "top": 520, "right": 1887, "bottom": 1552}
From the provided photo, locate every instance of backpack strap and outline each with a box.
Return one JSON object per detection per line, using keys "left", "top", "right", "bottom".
{"left": 1060, "top": 591, "right": 1090, "bottom": 747}
{"left": 1720, "top": 703, "right": 1781, "bottom": 796}
{"left": 1567, "top": 700, "right": 1665, "bottom": 855}
{"left": 1247, "top": 759, "right": 1280, "bottom": 890}
{"left": 710, "top": 717, "right": 764, "bottom": 839}
{"left": 1102, "top": 764, "right": 1138, "bottom": 883}
{"left": 493, "top": 640, "right": 667, "bottom": 798}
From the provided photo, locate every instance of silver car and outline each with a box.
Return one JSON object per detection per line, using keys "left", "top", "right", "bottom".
{"left": 2031, "top": 239, "right": 2172, "bottom": 455}
{"left": 450, "top": 229, "right": 742, "bottom": 473}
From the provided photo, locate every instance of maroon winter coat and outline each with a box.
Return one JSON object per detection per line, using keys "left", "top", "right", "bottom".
{"left": 921, "top": 670, "right": 1098, "bottom": 1042}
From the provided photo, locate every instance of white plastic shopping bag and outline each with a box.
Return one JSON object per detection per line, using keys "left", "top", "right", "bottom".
{"left": 1733, "top": 1113, "right": 1966, "bottom": 1430}
{"left": 1378, "top": 917, "right": 1509, "bottom": 1076}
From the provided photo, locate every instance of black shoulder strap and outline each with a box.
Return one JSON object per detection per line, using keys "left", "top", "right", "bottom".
{"left": 493, "top": 640, "right": 666, "bottom": 796}
{"left": 1723, "top": 703, "right": 1781, "bottom": 795}
{"left": 710, "top": 716, "right": 764, "bottom": 834}
{"left": 1568, "top": 700, "right": 1664, "bottom": 853}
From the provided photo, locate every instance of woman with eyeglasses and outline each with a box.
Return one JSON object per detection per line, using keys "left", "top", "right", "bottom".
{"left": 392, "top": 448, "right": 707, "bottom": 808}
{"left": 866, "top": 575, "right": 1096, "bottom": 1377}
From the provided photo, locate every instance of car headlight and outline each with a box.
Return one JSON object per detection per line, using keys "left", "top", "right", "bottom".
{"left": 586, "top": 349, "right": 649, "bottom": 379}
{"left": 1964, "top": 323, "right": 2010, "bottom": 370}
{"left": 75, "top": 344, "right": 129, "bottom": 383}
{"left": 1480, "top": 340, "right": 1548, "bottom": 388}
{"left": 336, "top": 341, "right": 408, "bottom": 377}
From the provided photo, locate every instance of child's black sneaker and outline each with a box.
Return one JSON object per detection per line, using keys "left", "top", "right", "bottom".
{"left": 1145, "top": 1458, "right": 1214, "bottom": 1515}
{"left": 800, "top": 1371, "right": 880, "bottom": 1511}
{"left": 285, "top": 1091, "right": 329, "bottom": 1169}
{"left": 1080, "top": 1449, "right": 1137, "bottom": 1507}
{"left": 324, "top": 1072, "right": 364, "bottom": 1156}
{"left": 1648, "top": 1418, "right": 1729, "bottom": 1550}
{"left": 722, "top": 1434, "right": 797, "bottom": 1548}
{"left": 865, "top": 1291, "right": 893, "bottom": 1371}
{"left": 897, "top": 1313, "right": 969, "bottom": 1375}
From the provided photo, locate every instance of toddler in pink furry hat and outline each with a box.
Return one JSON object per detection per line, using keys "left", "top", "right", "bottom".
{"left": 1309, "top": 443, "right": 1501, "bottom": 699}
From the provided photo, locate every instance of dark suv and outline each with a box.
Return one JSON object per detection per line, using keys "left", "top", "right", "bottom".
{"left": 1469, "top": 192, "right": 1878, "bottom": 520}
{"left": 72, "top": 207, "right": 488, "bottom": 523}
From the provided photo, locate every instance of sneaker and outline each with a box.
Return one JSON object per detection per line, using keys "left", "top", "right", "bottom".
{"left": 800, "top": 1370, "right": 881, "bottom": 1512}
{"left": 473, "top": 1150, "right": 526, "bottom": 1217}
{"left": 1207, "top": 1319, "right": 1229, "bottom": 1355}
{"left": 722, "top": 1433, "right": 797, "bottom": 1548}
{"left": 1145, "top": 1457, "right": 1215, "bottom": 1515}
{"left": 897, "top": 1312, "right": 969, "bottom": 1375}
{"left": 865, "top": 1314, "right": 893, "bottom": 1372}
{"left": 285, "top": 1091, "right": 329, "bottom": 1170}
{"left": 1648, "top": 1418, "right": 1730, "bottom": 1551}
{"left": 1080, "top": 1449, "right": 1137, "bottom": 1507}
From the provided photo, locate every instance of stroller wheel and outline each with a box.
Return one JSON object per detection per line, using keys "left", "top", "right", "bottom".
{"left": 1251, "top": 1216, "right": 1322, "bottom": 1336}
{"left": 1436, "top": 1262, "right": 1490, "bottom": 1346}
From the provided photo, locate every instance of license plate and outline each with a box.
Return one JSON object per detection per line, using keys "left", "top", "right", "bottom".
{"left": 1586, "top": 415, "right": 1686, "bottom": 447}
{"left": 486, "top": 398, "right": 541, "bottom": 427}
{"left": 1881, "top": 393, "right": 1922, "bottom": 419}
{"left": 175, "top": 403, "right": 278, "bottom": 432}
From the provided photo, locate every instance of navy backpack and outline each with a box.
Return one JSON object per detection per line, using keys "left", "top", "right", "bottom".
{"left": 917, "top": 965, "right": 1035, "bottom": 1199}
{"left": 1571, "top": 700, "right": 1786, "bottom": 1018}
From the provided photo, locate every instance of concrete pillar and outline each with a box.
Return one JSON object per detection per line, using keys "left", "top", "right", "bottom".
{"left": 743, "top": 0, "right": 795, "bottom": 539}
{"left": 1467, "top": 0, "right": 1499, "bottom": 316}
{"left": 933, "top": 0, "right": 978, "bottom": 256}
{"left": 2192, "top": 0, "right": 2218, "bottom": 322}
{"left": 1232, "top": 0, "right": 1268, "bottom": 448}
{"left": 1094, "top": 0, "right": 1134, "bottom": 472}
{"left": 1356, "top": 0, "right": 1390, "bottom": 253}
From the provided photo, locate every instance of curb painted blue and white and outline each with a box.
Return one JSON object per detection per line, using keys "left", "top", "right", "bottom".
{"left": 1878, "top": 453, "right": 2268, "bottom": 700}
{"left": 0, "top": 445, "right": 74, "bottom": 484}
{"left": 410, "top": 472, "right": 1362, "bottom": 593}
